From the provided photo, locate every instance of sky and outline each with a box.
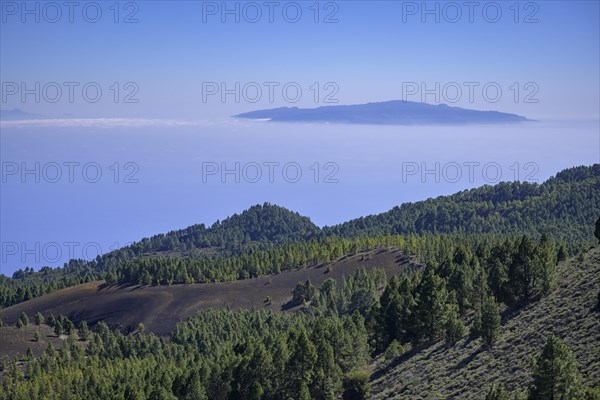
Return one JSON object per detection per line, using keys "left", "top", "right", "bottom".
{"left": 1, "top": 0, "right": 599, "bottom": 120}
{"left": 1, "top": 1, "right": 599, "bottom": 277}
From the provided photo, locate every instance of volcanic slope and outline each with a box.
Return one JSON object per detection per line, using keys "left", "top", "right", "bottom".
{"left": 0, "top": 248, "right": 414, "bottom": 338}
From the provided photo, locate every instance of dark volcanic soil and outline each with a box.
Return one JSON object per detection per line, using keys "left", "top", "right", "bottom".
{"left": 0, "top": 248, "right": 416, "bottom": 336}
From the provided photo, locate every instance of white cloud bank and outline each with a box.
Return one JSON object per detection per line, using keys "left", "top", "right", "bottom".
{"left": 0, "top": 118, "right": 230, "bottom": 129}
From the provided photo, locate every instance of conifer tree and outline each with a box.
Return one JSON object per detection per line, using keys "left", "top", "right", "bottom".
{"left": 528, "top": 335, "right": 583, "bottom": 400}
{"left": 488, "top": 258, "right": 509, "bottom": 303}
{"left": 287, "top": 330, "right": 317, "bottom": 396}
{"left": 445, "top": 296, "right": 466, "bottom": 345}
{"left": 481, "top": 295, "right": 501, "bottom": 347}
{"left": 78, "top": 321, "right": 90, "bottom": 341}
{"left": 414, "top": 268, "right": 448, "bottom": 341}
{"left": 34, "top": 312, "right": 44, "bottom": 327}
{"left": 509, "top": 235, "right": 537, "bottom": 302}
{"left": 19, "top": 312, "right": 29, "bottom": 326}
{"left": 54, "top": 321, "right": 63, "bottom": 337}
{"left": 249, "top": 381, "right": 264, "bottom": 400}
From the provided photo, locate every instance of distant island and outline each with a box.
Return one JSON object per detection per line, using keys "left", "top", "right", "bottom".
{"left": 233, "top": 100, "right": 531, "bottom": 125}
{"left": 0, "top": 108, "right": 41, "bottom": 120}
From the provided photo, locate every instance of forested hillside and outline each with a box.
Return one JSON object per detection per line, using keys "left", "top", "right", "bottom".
{"left": 0, "top": 164, "right": 599, "bottom": 399}
{"left": 325, "top": 164, "right": 600, "bottom": 241}
{"left": 2, "top": 165, "right": 598, "bottom": 310}
{"left": 1, "top": 243, "right": 598, "bottom": 398}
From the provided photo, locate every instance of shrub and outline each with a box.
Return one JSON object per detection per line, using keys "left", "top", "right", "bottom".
{"left": 385, "top": 340, "right": 405, "bottom": 360}
{"left": 342, "top": 370, "right": 371, "bottom": 400}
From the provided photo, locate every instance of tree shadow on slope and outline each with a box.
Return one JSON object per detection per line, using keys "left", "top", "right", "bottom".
{"left": 370, "top": 343, "right": 432, "bottom": 381}
{"left": 96, "top": 282, "right": 146, "bottom": 292}
{"left": 451, "top": 345, "right": 485, "bottom": 371}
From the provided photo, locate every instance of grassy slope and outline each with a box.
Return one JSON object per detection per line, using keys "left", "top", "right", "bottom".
{"left": 370, "top": 246, "right": 600, "bottom": 399}
{"left": 0, "top": 248, "right": 414, "bottom": 343}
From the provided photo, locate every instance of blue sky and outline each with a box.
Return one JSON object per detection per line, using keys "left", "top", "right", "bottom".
{"left": 1, "top": 1, "right": 599, "bottom": 120}
{"left": 1, "top": 1, "right": 599, "bottom": 277}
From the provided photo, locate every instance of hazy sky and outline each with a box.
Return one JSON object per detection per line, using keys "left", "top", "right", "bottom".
{"left": 1, "top": 1, "right": 599, "bottom": 277}
{"left": 1, "top": 1, "right": 599, "bottom": 120}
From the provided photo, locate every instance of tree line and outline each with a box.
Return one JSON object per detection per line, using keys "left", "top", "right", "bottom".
{"left": 2, "top": 164, "right": 597, "bottom": 309}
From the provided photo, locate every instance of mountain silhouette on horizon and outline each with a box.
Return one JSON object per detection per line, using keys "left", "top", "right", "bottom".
{"left": 0, "top": 108, "right": 42, "bottom": 120}
{"left": 233, "top": 100, "right": 531, "bottom": 125}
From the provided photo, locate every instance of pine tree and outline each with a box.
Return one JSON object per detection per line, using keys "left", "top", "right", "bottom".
{"left": 528, "top": 335, "right": 583, "bottom": 400}
{"left": 292, "top": 280, "right": 316, "bottom": 304}
{"left": 298, "top": 383, "right": 311, "bottom": 400}
{"left": 379, "top": 277, "right": 404, "bottom": 345}
{"left": 445, "top": 301, "right": 466, "bottom": 345}
{"left": 510, "top": 235, "right": 538, "bottom": 303}
{"left": 45, "top": 342, "right": 57, "bottom": 358}
{"left": 249, "top": 381, "right": 263, "bottom": 400}
{"left": 414, "top": 268, "right": 448, "bottom": 341}
{"left": 19, "top": 312, "right": 29, "bottom": 326}
{"left": 470, "top": 260, "right": 488, "bottom": 311}
{"left": 397, "top": 277, "right": 416, "bottom": 343}
{"left": 311, "top": 319, "right": 342, "bottom": 399}
{"left": 34, "top": 312, "right": 44, "bottom": 326}
{"left": 287, "top": 330, "right": 317, "bottom": 396}
{"left": 78, "top": 321, "right": 90, "bottom": 341}
{"left": 595, "top": 215, "right": 600, "bottom": 243}
{"left": 54, "top": 321, "right": 63, "bottom": 337}
{"left": 489, "top": 258, "right": 509, "bottom": 303}
{"left": 481, "top": 295, "right": 501, "bottom": 347}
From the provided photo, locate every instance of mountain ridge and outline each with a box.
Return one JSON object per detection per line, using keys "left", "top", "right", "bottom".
{"left": 1, "top": 164, "right": 598, "bottom": 310}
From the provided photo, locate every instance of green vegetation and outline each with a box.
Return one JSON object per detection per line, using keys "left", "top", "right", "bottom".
{"left": 325, "top": 165, "right": 600, "bottom": 243}
{"left": 370, "top": 245, "right": 600, "bottom": 399}
{"left": 2, "top": 165, "right": 598, "bottom": 309}
{"left": 3, "top": 247, "right": 598, "bottom": 398}
{"left": 1, "top": 309, "right": 371, "bottom": 399}
{"left": 480, "top": 295, "right": 501, "bottom": 347}
{"left": 528, "top": 335, "right": 583, "bottom": 400}
{"left": 0, "top": 164, "right": 598, "bottom": 399}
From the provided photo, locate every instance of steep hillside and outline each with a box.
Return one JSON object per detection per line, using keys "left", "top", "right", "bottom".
{"left": 0, "top": 248, "right": 413, "bottom": 340}
{"left": 369, "top": 246, "right": 600, "bottom": 399}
